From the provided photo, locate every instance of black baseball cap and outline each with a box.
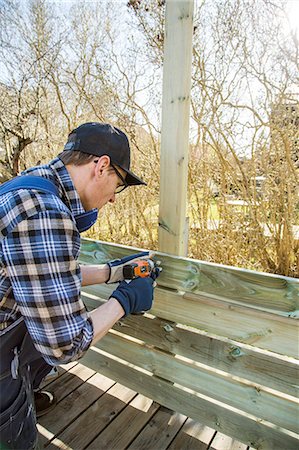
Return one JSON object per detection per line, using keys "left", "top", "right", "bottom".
{"left": 63, "top": 122, "right": 146, "bottom": 186}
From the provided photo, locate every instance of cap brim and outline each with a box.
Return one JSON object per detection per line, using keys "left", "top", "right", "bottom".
{"left": 122, "top": 168, "right": 147, "bottom": 186}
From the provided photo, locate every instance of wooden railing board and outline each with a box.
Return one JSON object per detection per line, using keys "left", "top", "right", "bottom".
{"left": 152, "top": 289, "right": 298, "bottom": 358}
{"left": 81, "top": 285, "right": 298, "bottom": 358}
{"left": 80, "top": 238, "right": 299, "bottom": 313}
{"left": 81, "top": 348, "right": 299, "bottom": 450}
{"left": 79, "top": 239, "right": 299, "bottom": 448}
{"left": 82, "top": 294, "right": 299, "bottom": 398}
{"left": 93, "top": 331, "right": 299, "bottom": 434}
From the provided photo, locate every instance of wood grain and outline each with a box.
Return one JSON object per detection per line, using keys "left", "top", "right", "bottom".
{"left": 168, "top": 418, "right": 216, "bottom": 450}
{"left": 81, "top": 285, "right": 298, "bottom": 358}
{"left": 82, "top": 295, "right": 299, "bottom": 398}
{"left": 80, "top": 238, "right": 299, "bottom": 313}
{"left": 47, "top": 383, "right": 136, "bottom": 450}
{"left": 158, "top": 0, "right": 194, "bottom": 256}
{"left": 86, "top": 394, "right": 160, "bottom": 450}
{"left": 39, "top": 372, "right": 115, "bottom": 443}
{"left": 128, "top": 407, "right": 187, "bottom": 450}
{"left": 93, "top": 331, "right": 299, "bottom": 434}
{"left": 79, "top": 238, "right": 299, "bottom": 448}
{"left": 81, "top": 348, "right": 299, "bottom": 450}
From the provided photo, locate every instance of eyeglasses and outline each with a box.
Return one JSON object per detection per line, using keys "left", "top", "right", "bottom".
{"left": 94, "top": 159, "right": 128, "bottom": 194}
{"left": 110, "top": 163, "right": 128, "bottom": 194}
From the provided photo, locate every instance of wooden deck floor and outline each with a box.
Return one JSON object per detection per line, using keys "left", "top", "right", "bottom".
{"left": 37, "top": 361, "right": 253, "bottom": 450}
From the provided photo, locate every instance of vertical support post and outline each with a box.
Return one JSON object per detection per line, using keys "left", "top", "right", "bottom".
{"left": 158, "top": 0, "right": 194, "bottom": 256}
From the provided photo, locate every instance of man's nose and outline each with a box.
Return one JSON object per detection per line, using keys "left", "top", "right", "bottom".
{"left": 109, "top": 193, "right": 116, "bottom": 203}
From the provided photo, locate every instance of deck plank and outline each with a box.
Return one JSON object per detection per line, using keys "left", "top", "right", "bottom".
{"left": 40, "top": 362, "right": 78, "bottom": 389}
{"left": 210, "top": 432, "right": 248, "bottom": 450}
{"left": 86, "top": 394, "right": 160, "bottom": 449}
{"left": 47, "top": 383, "right": 136, "bottom": 450}
{"left": 127, "top": 406, "right": 187, "bottom": 450}
{"left": 39, "top": 372, "right": 115, "bottom": 447}
{"left": 44, "top": 363, "right": 96, "bottom": 404}
{"left": 168, "top": 418, "right": 216, "bottom": 449}
{"left": 38, "top": 363, "right": 91, "bottom": 448}
{"left": 37, "top": 362, "right": 255, "bottom": 450}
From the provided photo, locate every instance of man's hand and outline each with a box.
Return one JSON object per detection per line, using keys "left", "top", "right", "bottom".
{"left": 110, "top": 276, "right": 155, "bottom": 316}
{"left": 106, "top": 251, "right": 153, "bottom": 284}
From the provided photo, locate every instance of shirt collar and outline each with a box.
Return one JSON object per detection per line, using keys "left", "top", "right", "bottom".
{"left": 22, "top": 157, "right": 86, "bottom": 217}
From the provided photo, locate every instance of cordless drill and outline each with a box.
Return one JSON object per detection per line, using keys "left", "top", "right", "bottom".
{"left": 122, "top": 260, "right": 161, "bottom": 315}
{"left": 123, "top": 260, "right": 156, "bottom": 280}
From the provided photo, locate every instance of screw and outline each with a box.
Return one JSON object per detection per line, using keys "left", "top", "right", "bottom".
{"left": 190, "top": 265, "right": 198, "bottom": 274}
{"left": 230, "top": 347, "right": 242, "bottom": 357}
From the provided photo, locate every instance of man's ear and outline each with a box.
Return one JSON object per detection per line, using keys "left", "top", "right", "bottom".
{"left": 94, "top": 155, "right": 111, "bottom": 176}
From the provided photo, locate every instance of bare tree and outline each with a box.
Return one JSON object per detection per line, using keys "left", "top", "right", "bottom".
{"left": 0, "top": 0, "right": 297, "bottom": 276}
{"left": 127, "top": 0, "right": 298, "bottom": 276}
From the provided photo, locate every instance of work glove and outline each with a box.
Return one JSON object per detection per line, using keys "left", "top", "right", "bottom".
{"left": 110, "top": 269, "right": 160, "bottom": 316}
{"left": 106, "top": 251, "right": 152, "bottom": 284}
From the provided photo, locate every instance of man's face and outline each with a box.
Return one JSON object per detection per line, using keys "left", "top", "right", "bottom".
{"left": 90, "top": 159, "right": 127, "bottom": 210}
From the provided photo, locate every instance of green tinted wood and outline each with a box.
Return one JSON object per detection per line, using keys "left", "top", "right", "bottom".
{"left": 79, "top": 238, "right": 299, "bottom": 448}
{"left": 80, "top": 238, "right": 299, "bottom": 313}
{"left": 81, "top": 285, "right": 298, "bottom": 358}
{"left": 81, "top": 295, "right": 299, "bottom": 398}
{"left": 81, "top": 348, "right": 299, "bottom": 450}
{"left": 93, "top": 331, "right": 299, "bottom": 434}
{"left": 113, "top": 316, "right": 299, "bottom": 398}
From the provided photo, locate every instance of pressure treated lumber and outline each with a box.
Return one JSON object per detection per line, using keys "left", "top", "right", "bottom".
{"left": 82, "top": 293, "right": 299, "bottom": 398}
{"left": 82, "top": 293, "right": 298, "bottom": 398}
{"left": 128, "top": 407, "right": 187, "bottom": 450}
{"left": 79, "top": 238, "right": 299, "bottom": 448}
{"left": 112, "top": 315, "right": 299, "bottom": 398}
{"left": 37, "top": 363, "right": 81, "bottom": 448}
{"left": 43, "top": 363, "right": 95, "bottom": 404}
{"left": 47, "top": 383, "right": 136, "bottom": 450}
{"left": 93, "top": 331, "right": 299, "bottom": 434}
{"left": 85, "top": 395, "right": 160, "bottom": 450}
{"left": 81, "top": 349, "right": 299, "bottom": 450}
{"left": 81, "top": 284, "right": 298, "bottom": 358}
{"left": 152, "top": 289, "right": 298, "bottom": 358}
{"left": 168, "top": 419, "right": 216, "bottom": 450}
{"left": 210, "top": 433, "right": 247, "bottom": 450}
{"left": 39, "top": 373, "right": 115, "bottom": 440}
{"left": 159, "top": 0, "right": 194, "bottom": 256}
{"left": 38, "top": 365, "right": 249, "bottom": 450}
{"left": 80, "top": 238, "right": 299, "bottom": 313}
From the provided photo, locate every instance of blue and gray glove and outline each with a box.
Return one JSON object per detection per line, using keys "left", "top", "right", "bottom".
{"left": 106, "top": 251, "right": 152, "bottom": 284}
{"left": 110, "top": 268, "right": 160, "bottom": 317}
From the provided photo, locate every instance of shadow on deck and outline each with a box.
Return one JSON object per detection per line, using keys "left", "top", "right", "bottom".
{"left": 38, "top": 362, "right": 253, "bottom": 450}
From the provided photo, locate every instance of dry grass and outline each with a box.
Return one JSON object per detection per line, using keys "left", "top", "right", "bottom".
{"left": 85, "top": 125, "right": 298, "bottom": 278}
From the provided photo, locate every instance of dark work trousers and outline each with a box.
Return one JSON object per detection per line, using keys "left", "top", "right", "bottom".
{"left": 0, "top": 318, "right": 52, "bottom": 450}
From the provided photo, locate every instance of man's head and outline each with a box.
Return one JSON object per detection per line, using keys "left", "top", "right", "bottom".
{"left": 59, "top": 122, "right": 146, "bottom": 210}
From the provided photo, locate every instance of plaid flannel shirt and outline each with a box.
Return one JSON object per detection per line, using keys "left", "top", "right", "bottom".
{"left": 0, "top": 157, "right": 94, "bottom": 365}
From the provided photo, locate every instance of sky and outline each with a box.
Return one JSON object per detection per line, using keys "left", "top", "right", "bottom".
{"left": 1, "top": 0, "right": 298, "bottom": 155}
{"left": 285, "top": 0, "right": 299, "bottom": 33}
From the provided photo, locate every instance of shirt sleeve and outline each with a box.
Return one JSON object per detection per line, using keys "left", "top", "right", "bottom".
{"left": 2, "top": 209, "right": 94, "bottom": 365}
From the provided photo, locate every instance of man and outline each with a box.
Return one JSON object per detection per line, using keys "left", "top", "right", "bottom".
{"left": 0, "top": 122, "right": 157, "bottom": 449}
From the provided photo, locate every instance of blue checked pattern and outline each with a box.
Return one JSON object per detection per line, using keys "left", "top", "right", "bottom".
{"left": 0, "top": 158, "right": 94, "bottom": 365}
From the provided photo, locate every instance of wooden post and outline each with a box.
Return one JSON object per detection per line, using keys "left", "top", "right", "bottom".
{"left": 158, "top": 0, "right": 194, "bottom": 256}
